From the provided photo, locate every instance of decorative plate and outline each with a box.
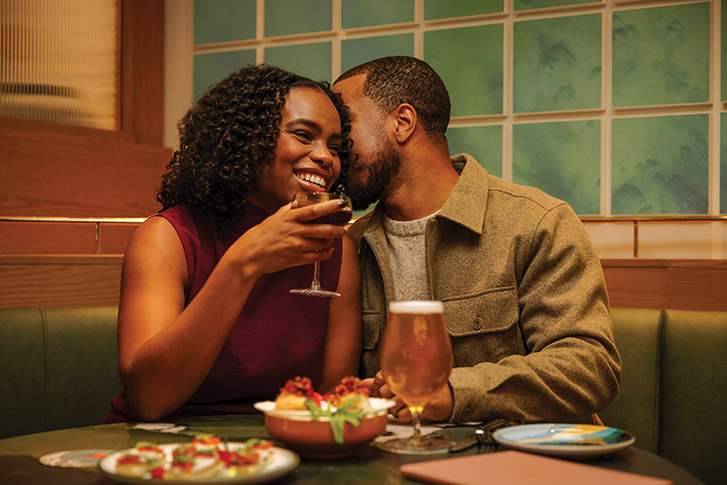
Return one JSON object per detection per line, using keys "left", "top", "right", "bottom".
{"left": 492, "top": 424, "right": 635, "bottom": 459}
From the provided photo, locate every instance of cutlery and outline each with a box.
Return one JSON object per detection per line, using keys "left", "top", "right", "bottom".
{"left": 448, "top": 419, "right": 509, "bottom": 452}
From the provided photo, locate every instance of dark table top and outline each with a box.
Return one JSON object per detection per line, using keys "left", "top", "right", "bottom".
{"left": 0, "top": 414, "right": 704, "bottom": 485}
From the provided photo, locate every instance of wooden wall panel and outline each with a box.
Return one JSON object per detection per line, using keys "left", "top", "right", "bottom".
{"left": 0, "top": 126, "right": 171, "bottom": 218}
{"left": 99, "top": 223, "right": 141, "bottom": 255}
{"left": 0, "top": 256, "right": 122, "bottom": 308}
{"left": 0, "top": 222, "right": 97, "bottom": 255}
{"left": 602, "top": 259, "right": 727, "bottom": 312}
{"left": 670, "top": 260, "right": 727, "bottom": 311}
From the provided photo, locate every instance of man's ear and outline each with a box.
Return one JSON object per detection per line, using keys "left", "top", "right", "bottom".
{"left": 390, "top": 103, "right": 417, "bottom": 144}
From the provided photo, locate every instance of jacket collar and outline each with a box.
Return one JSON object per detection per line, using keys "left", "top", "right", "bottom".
{"left": 355, "top": 153, "right": 489, "bottom": 244}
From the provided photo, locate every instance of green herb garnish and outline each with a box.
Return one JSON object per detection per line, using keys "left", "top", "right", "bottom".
{"left": 305, "top": 396, "right": 367, "bottom": 444}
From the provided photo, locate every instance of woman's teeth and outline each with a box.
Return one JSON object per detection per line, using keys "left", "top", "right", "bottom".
{"left": 297, "top": 173, "right": 326, "bottom": 188}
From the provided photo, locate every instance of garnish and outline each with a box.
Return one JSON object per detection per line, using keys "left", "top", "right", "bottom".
{"left": 306, "top": 395, "right": 367, "bottom": 444}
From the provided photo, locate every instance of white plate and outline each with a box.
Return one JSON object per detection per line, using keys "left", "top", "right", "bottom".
{"left": 98, "top": 442, "right": 299, "bottom": 485}
{"left": 492, "top": 424, "right": 635, "bottom": 460}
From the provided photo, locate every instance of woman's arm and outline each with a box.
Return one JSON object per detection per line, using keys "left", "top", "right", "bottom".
{"left": 118, "top": 201, "right": 348, "bottom": 421}
{"left": 318, "top": 233, "right": 362, "bottom": 393}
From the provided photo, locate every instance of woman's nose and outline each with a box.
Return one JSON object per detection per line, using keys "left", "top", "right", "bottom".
{"left": 310, "top": 143, "right": 334, "bottom": 167}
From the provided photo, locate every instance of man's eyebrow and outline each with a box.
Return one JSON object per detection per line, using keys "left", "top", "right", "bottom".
{"left": 287, "top": 118, "right": 342, "bottom": 140}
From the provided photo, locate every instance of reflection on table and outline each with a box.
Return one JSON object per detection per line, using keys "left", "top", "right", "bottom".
{"left": 0, "top": 414, "right": 704, "bottom": 485}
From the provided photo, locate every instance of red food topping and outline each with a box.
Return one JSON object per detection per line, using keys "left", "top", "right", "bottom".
{"left": 218, "top": 450, "right": 259, "bottom": 466}
{"left": 137, "top": 446, "right": 163, "bottom": 453}
{"left": 151, "top": 467, "right": 165, "bottom": 479}
{"left": 117, "top": 454, "right": 141, "bottom": 465}
{"left": 279, "top": 376, "right": 324, "bottom": 405}
{"left": 334, "top": 376, "right": 370, "bottom": 397}
{"left": 248, "top": 440, "right": 274, "bottom": 451}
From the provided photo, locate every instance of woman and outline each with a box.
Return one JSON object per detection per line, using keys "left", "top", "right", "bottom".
{"left": 106, "top": 65, "right": 362, "bottom": 423}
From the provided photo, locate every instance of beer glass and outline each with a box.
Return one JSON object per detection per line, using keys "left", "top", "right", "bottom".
{"left": 378, "top": 300, "right": 455, "bottom": 454}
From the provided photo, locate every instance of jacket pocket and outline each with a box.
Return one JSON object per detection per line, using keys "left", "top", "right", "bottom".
{"left": 362, "top": 309, "right": 382, "bottom": 350}
{"left": 443, "top": 286, "right": 518, "bottom": 337}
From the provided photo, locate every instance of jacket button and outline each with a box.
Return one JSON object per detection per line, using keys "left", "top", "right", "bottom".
{"left": 473, "top": 316, "right": 483, "bottom": 330}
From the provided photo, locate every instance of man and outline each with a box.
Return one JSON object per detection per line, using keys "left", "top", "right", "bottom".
{"left": 332, "top": 56, "right": 621, "bottom": 425}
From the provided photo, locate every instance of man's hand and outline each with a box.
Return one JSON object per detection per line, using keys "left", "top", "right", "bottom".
{"left": 363, "top": 371, "right": 453, "bottom": 422}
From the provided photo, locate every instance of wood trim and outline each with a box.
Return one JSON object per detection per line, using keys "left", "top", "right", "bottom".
{"left": 120, "top": 0, "right": 165, "bottom": 145}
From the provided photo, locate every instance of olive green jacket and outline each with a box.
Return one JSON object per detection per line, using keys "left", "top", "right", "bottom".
{"left": 346, "top": 154, "right": 622, "bottom": 424}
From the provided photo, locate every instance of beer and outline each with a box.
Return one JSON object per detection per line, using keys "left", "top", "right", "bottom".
{"left": 379, "top": 301, "right": 453, "bottom": 409}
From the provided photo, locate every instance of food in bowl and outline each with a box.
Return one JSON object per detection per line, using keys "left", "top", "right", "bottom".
{"left": 254, "top": 376, "right": 396, "bottom": 459}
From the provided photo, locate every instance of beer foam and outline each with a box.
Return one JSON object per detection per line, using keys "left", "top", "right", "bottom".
{"left": 389, "top": 300, "right": 443, "bottom": 314}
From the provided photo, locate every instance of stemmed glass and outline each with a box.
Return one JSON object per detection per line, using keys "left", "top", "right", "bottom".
{"left": 289, "top": 192, "right": 352, "bottom": 298}
{"left": 378, "top": 300, "right": 455, "bottom": 454}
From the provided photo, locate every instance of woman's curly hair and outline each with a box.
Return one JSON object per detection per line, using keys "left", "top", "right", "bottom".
{"left": 156, "top": 64, "right": 353, "bottom": 233}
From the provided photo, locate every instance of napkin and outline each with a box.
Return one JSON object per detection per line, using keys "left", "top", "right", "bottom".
{"left": 399, "top": 450, "right": 673, "bottom": 485}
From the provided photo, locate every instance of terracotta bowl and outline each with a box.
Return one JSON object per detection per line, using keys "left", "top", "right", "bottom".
{"left": 254, "top": 398, "right": 395, "bottom": 459}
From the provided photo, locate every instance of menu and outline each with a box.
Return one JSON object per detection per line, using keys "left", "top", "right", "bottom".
{"left": 399, "top": 450, "right": 673, "bottom": 485}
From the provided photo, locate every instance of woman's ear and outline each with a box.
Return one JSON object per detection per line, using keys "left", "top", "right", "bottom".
{"left": 390, "top": 103, "right": 417, "bottom": 144}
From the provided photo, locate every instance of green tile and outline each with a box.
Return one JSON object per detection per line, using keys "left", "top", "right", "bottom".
{"left": 721, "top": 114, "right": 727, "bottom": 214}
{"left": 342, "top": 0, "right": 414, "bottom": 29}
{"left": 515, "top": 0, "right": 598, "bottom": 10}
{"left": 447, "top": 125, "right": 503, "bottom": 178}
{"left": 194, "top": 0, "right": 256, "bottom": 45}
{"left": 513, "top": 120, "right": 600, "bottom": 215}
{"left": 612, "top": 3, "right": 710, "bottom": 108}
{"left": 612, "top": 115, "right": 708, "bottom": 215}
{"left": 424, "top": 24, "right": 504, "bottom": 117}
{"left": 265, "top": 42, "right": 332, "bottom": 83}
{"left": 265, "top": 0, "right": 331, "bottom": 37}
{"left": 514, "top": 14, "right": 601, "bottom": 113}
{"left": 424, "top": 0, "right": 503, "bottom": 20}
{"left": 193, "top": 50, "right": 256, "bottom": 102}
{"left": 341, "top": 34, "right": 414, "bottom": 74}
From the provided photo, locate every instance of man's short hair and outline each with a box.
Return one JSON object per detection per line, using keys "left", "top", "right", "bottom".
{"left": 336, "top": 56, "right": 451, "bottom": 146}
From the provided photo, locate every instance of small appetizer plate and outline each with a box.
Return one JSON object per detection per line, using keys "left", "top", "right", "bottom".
{"left": 492, "top": 424, "right": 636, "bottom": 460}
{"left": 98, "top": 442, "right": 299, "bottom": 484}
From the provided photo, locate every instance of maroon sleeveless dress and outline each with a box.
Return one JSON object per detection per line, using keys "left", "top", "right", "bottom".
{"left": 106, "top": 203, "right": 342, "bottom": 422}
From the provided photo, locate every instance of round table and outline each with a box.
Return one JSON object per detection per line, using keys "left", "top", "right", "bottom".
{"left": 0, "top": 414, "right": 704, "bottom": 485}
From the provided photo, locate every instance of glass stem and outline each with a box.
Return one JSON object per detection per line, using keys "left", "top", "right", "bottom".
{"left": 410, "top": 407, "right": 423, "bottom": 443}
{"left": 310, "top": 262, "right": 322, "bottom": 290}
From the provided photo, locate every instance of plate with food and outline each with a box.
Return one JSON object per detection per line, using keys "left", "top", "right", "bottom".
{"left": 97, "top": 434, "right": 299, "bottom": 484}
{"left": 492, "top": 424, "right": 636, "bottom": 459}
{"left": 254, "top": 376, "right": 396, "bottom": 458}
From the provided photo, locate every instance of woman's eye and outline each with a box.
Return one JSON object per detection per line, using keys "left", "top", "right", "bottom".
{"left": 329, "top": 145, "right": 341, "bottom": 156}
{"left": 294, "top": 131, "right": 312, "bottom": 141}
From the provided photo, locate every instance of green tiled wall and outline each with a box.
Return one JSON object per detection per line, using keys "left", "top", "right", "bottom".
{"left": 265, "top": 43, "right": 332, "bottom": 83}
{"left": 424, "top": 25, "right": 504, "bottom": 117}
{"left": 342, "top": 0, "right": 414, "bottom": 29}
{"left": 341, "top": 34, "right": 414, "bottom": 74}
{"left": 514, "top": 14, "right": 601, "bottom": 113}
{"left": 191, "top": 0, "right": 723, "bottom": 216}
{"left": 424, "top": 0, "right": 503, "bottom": 20}
{"left": 194, "top": 0, "right": 256, "bottom": 45}
{"left": 193, "top": 50, "right": 256, "bottom": 101}
{"left": 612, "top": 115, "right": 708, "bottom": 215}
{"left": 612, "top": 2, "right": 710, "bottom": 108}
{"left": 448, "top": 126, "right": 503, "bottom": 178}
{"left": 264, "top": 0, "right": 331, "bottom": 37}
{"left": 515, "top": 0, "right": 598, "bottom": 11}
{"left": 513, "top": 121, "right": 600, "bottom": 215}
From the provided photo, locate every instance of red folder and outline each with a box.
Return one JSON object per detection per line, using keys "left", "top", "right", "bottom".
{"left": 399, "top": 450, "right": 672, "bottom": 485}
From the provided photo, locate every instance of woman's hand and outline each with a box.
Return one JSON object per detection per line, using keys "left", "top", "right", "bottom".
{"left": 228, "top": 199, "right": 348, "bottom": 278}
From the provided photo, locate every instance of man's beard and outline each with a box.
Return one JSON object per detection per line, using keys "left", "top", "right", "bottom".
{"left": 346, "top": 140, "right": 402, "bottom": 212}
